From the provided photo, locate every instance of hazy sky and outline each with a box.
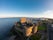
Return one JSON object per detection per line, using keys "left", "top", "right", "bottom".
{"left": 0, "top": 0, "right": 53, "bottom": 18}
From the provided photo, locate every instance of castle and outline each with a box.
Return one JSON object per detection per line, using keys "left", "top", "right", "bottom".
{"left": 15, "top": 17, "right": 38, "bottom": 37}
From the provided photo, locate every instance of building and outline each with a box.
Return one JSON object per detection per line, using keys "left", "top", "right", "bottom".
{"left": 15, "top": 17, "right": 38, "bottom": 37}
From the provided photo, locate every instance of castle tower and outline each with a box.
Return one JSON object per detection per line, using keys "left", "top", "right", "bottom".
{"left": 21, "top": 17, "right": 27, "bottom": 23}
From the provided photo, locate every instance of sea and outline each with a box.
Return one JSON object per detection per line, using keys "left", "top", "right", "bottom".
{"left": 0, "top": 18, "right": 20, "bottom": 40}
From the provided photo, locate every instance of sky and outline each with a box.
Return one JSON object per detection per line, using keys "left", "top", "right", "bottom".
{"left": 0, "top": 0, "right": 53, "bottom": 18}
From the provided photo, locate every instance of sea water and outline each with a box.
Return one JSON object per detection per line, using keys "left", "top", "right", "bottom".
{"left": 0, "top": 18, "right": 20, "bottom": 40}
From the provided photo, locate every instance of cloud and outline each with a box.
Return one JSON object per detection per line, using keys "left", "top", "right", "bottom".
{"left": 0, "top": 10, "right": 53, "bottom": 19}
{"left": 33, "top": 10, "right": 53, "bottom": 19}
{"left": 41, "top": 10, "right": 53, "bottom": 18}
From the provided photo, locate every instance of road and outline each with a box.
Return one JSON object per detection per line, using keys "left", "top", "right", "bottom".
{"left": 47, "top": 23, "right": 53, "bottom": 40}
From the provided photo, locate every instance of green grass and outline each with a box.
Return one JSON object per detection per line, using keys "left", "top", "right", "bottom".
{"left": 30, "top": 23, "right": 47, "bottom": 40}
{"left": 30, "top": 33, "right": 41, "bottom": 40}
{"left": 38, "top": 26, "right": 46, "bottom": 30}
{"left": 38, "top": 23, "right": 47, "bottom": 31}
